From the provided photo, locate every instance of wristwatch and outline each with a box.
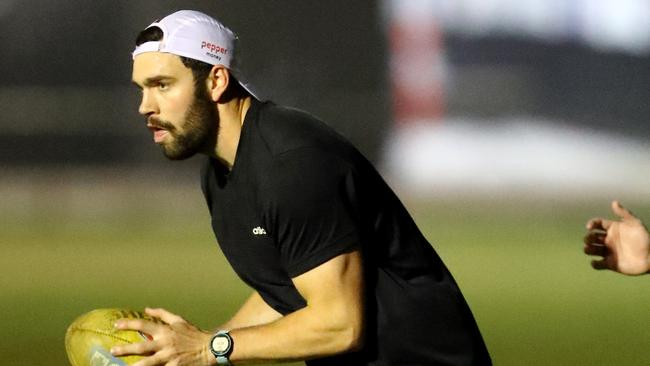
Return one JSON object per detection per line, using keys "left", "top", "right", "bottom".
{"left": 209, "top": 330, "right": 233, "bottom": 365}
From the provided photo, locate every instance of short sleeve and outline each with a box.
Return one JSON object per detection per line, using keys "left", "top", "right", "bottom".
{"left": 260, "top": 148, "right": 361, "bottom": 277}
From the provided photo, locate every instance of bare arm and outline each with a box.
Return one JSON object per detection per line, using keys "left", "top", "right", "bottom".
{"left": 584, "top": 201, "right": 650, "bottom": 275}
{"left": 112, "top": 250, "right": 365, "bottom": 365}
{"left": 218, "top": 291, "right": 283, "bottom": 331}
{"left": 228, "top": 250, "right": 365, "bottom": 363}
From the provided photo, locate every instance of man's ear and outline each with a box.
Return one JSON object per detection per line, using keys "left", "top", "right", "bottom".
{"left": 207, "top": 65, "right": 229, "bottom": 102}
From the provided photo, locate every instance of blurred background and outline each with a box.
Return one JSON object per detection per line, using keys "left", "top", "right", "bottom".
{"left": 1, "top": 0, "right": 649, "bottom": 365}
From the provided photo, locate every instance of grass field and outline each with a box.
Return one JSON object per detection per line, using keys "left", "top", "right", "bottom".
{"left": 1, "top": 169, "right": 649, "bottom": 365}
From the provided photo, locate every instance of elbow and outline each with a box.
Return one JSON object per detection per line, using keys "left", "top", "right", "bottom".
{"left": 346, "top": 327, "right": 365, "bottom": 353}
{"left": 329, "top": 302, "right": 365, "bottom": 353}
{"left": 337, "top": 321, "right": 365, "bottom": 353}
{"left": 319, "top": 309, "right": 365, "bottom": 354}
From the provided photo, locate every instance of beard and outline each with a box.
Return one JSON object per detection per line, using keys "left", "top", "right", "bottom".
{"left": 151, "top": 86, "right": 218, "bottom": 161}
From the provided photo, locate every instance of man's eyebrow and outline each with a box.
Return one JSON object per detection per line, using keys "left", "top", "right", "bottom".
{"left": 132, "top": 75, "right": 175, "bottom": 88}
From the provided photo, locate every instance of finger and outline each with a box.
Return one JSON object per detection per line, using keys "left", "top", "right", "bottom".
{"left": 586, "top": 218, "right": 611, "bottom": 231}
{"left": 591, "top": 259, "right": 613, "bottom": 271}
{"left": 583, "top": 231, "right": 606, "bottom": 245}
{"left": 145, "top": 307, "right": 186, "bottom": 325}
{"left": 111, "top": 339, "right": 158, "bottom": 357}
{"left": 612, "top": 201, "right": 639, "bottom": 223}
{"left": 115, "top": 319, "right": 164, "bottom": 336}
{"left": 584, "top": 243, "right": 607, "bottom": 257}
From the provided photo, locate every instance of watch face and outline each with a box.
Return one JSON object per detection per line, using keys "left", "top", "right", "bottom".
{"left": 211, "top": 335, "right": 230, "bottom": 354}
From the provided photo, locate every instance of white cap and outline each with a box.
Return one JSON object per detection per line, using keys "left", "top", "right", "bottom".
{"left": 133, "top": 10, "right": 257, "bottom": 98}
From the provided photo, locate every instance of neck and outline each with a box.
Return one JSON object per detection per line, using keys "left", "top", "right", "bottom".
{"left": 212, "top": 96, "right": 252, "bottom": 170}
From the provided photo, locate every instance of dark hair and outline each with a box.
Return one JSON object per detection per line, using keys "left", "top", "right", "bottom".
{"left": 135, "top": 26, "right": 246, "bottom": 99}
{"left": 136, "top": 27, "right": 212, "bottom": 88}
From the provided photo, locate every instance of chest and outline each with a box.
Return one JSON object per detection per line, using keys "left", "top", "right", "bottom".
{"left": 204, "top": 171, "right": 307, "bottom": 314}
{"left": 209, "top": 179, "right": 277, "bottom": 277}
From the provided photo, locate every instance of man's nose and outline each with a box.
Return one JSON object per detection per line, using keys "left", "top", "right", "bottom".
{"left": 138, "top": 90, "right": 157, "bottom": 116}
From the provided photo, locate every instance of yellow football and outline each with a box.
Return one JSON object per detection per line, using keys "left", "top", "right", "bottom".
{"left": 65, "top": 308, "right": 160, "bottom": 366}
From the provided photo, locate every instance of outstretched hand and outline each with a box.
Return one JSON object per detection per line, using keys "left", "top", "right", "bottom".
{"left": 584, "top": 201, "right": 650, "bottom": 275}
{"left": 111, "top": 308, "right": 214, "bottom": 366}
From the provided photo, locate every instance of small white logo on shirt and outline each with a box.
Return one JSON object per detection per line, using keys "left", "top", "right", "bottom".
{"left": 252, "top": 226, "right": 267, "bottom": 235}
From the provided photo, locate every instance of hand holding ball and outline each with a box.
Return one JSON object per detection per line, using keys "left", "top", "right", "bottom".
{"left": 65, "top": 308, "right": 163, "bottom": 366}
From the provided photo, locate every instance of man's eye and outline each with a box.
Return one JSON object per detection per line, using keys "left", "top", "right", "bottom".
{"left": 158, "top": 83, "right": 169, "bottom": 90}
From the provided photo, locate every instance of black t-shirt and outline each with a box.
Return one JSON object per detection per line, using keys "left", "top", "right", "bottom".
{"left": 201, "top": 100, "right": 491, "bottom": 365}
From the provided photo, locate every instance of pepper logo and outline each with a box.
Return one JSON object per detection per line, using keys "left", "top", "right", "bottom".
{"left": 252, "top": 227, "right": 267, "bottom": 235}
{"left": 200, "top": 41, "right": 228, "bottom": 54}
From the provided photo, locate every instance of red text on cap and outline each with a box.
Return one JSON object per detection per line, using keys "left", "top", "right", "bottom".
{"left": 201, "top": 41, "right": 228, "bottom": 54}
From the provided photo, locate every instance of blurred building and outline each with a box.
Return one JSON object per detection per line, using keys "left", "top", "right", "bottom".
{"left": 381, "top": 0, "right": 650, "bottom": 194}
{"left": 382, "top": 0, "right": 650, "bottom": 133}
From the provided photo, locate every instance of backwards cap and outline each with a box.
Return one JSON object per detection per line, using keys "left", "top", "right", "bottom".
{"left": 133, "top": 10, "right": 256, "bottom": 98}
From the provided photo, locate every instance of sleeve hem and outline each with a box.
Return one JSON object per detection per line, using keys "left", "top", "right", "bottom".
{"left": 285, "top": 235, "right": 360, "bottom": 278}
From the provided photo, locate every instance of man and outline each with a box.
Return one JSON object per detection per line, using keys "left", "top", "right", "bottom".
{"left": 584, "top": 200, "right": 650, "bottom": 275}
{"left": 113, "top": 10, "right": 491, "bottom": 365}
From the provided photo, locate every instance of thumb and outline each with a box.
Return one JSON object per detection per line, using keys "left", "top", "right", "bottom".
{"left": 611, "top": 201, "right": 636, "bottom": 222}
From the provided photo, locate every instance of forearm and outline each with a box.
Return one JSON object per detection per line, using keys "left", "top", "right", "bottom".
{"left": 228, "top": 299, "right": 363, "bottom": 364}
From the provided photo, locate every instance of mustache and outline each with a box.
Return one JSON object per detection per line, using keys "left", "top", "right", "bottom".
{"left": 147, "top": 117, "right": 176, "bottom": 131}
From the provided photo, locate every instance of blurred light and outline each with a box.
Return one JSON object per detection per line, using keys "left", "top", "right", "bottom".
{"left": 383, "top": 0, "right": 650, "bottom": 55}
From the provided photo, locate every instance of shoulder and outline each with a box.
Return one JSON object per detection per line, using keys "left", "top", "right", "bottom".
{"left": 267, "top": 147, "right": 353, "bottom": 190}
{"left": 253, "top": 101, "right": 355, "bottom": 158}
{"left": 249, "top": 101, "right": 373, "bottom": 201}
